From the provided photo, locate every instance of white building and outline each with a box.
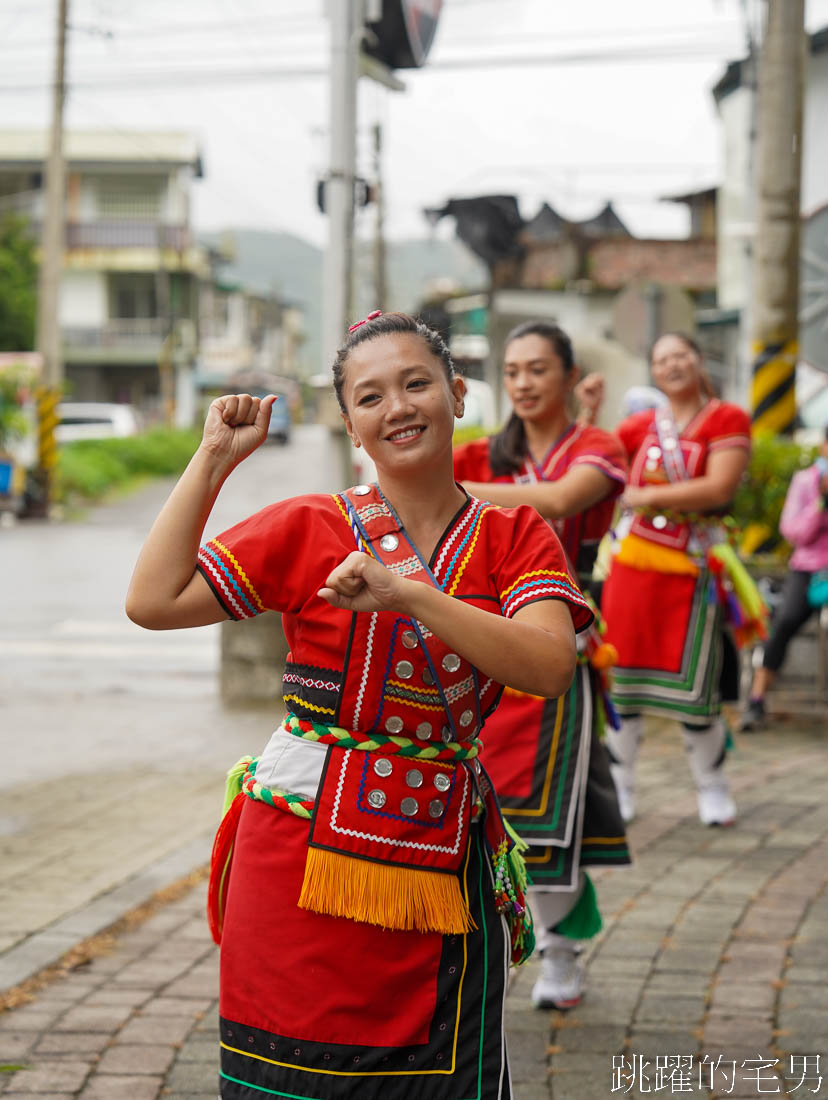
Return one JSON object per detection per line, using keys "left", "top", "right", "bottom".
{"left": 0, "top": 130, "right": 208, "bottom": 422}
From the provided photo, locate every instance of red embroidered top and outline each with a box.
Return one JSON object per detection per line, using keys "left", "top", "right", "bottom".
{"left": 197, "top": 487, "right": 591, "bottom": 737}
{"left": 617, "top": 399, "right": 751, "bottom": 551}
{"left": 453, "top": 423, "right": 627, "bottom": 575}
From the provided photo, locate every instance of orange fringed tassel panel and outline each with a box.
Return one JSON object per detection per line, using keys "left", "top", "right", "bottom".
{"left": 298, "top": 846, "right": 476, "bottom": 935}
{"left": 206, "top": 791, "right": 246, "bottom": 945}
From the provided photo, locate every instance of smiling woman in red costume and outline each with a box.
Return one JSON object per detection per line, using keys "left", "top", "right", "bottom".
{"left": 600, "top": 332, "right": 752, "bottom": 829}
{"left": 126, "top": 312, "right": 591, "bottom": 1100}
{"left": 453, "top": 320, "right": 631, "bottom": 1013}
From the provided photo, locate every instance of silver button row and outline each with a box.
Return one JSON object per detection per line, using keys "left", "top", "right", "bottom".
{"left": 385, "top": 709, "right": 473, "bottom": 740}
{"left": 371, "top": 757, "right": 453, "bottom": 796}
{"left": 366, "top": 789, "right": 445, "bottom": 819}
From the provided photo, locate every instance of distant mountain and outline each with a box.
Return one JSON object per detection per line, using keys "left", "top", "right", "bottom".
{"left": 199, "top": 228, "right": 487, "bottom": 375}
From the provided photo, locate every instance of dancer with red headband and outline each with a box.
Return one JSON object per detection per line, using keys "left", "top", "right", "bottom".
{"left": 127, "top": 311, "right": 591, "bottom": 1099}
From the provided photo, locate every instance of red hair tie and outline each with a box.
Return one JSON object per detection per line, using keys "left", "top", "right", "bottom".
{"left": 348, "top": 309, "right": 382, "bottom": 333}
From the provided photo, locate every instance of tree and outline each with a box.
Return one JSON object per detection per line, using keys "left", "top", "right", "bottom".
{"left": 0, "top": 214, "right": 38, "bottom": 352}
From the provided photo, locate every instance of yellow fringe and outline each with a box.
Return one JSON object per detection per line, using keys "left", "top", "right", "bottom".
{"left": 298, "top": 846, "right": 476, "bottom": 935}
{"left": 615, "top": 533, "right": 699, "bottom": 577}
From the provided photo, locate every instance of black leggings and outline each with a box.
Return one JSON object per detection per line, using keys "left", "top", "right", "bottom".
{"left": 762, "top": 569, "right": 816, "bottom": 673}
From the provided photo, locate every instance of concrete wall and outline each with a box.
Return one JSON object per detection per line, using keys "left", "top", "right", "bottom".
{"left": 220, "top": 613, "right": 289, "bottom": 708}
{"left": 58, "top": 270, "right": 107, "bottom": 327}
{"left": 717, "top": 48, "right": 828, "bottom": 312}
{"left": 488, "top": 287, "right": 647, "bottom": 428}
{"left": 802, "top": 51, "right": 828, "bottom": 216}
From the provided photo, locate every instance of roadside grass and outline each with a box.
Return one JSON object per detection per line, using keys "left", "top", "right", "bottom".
{"left": 56, "top": 428, "right": 201, "bottom": 506}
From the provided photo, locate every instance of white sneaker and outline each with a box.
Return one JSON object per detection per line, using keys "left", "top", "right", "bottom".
{"left": 531, "top": 939, "right": 585, "bottom": 1010}
{"left": 612, "top": 777, "right": 636, "bottom": 824}
{"left": 697, "top": 782, "right": 736, "bottom": 827}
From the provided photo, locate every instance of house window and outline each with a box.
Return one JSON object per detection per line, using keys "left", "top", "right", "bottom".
{"left": 97, "top": 175, "right": 164, "bottom": 221}
{"left": 110, "top": 274, "right": 158, "bottom": 319}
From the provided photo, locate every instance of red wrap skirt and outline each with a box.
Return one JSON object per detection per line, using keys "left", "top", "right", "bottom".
{"left": 218, "top": 797, "right": 512, "bottom": 1099}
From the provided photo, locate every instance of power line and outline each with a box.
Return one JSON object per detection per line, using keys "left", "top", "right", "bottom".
{"left": 0, "top": 41, "right": 741, "bottom": 93}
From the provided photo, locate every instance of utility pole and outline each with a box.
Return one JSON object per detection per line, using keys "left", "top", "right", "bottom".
{"left": 322, "top": 0, "right": 361, "bottom": 371}
{"left": 372, "top": 121, "right": 387, "bottom": 312}
{"left": 735, "top": 0, "right": 759, "bottom": 404}
{"left": 750, "top": 0, "right": 806, "bottom": 435}
{"left": 34, "top": 0, "right": 68, "bottom": 511}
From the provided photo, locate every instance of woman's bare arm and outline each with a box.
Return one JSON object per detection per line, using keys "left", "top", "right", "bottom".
{"left": 318, "top": 551, "right": 577, "bottom": 699}
{"left": 462, "top": 464, "right": 615, "bottom": 521}
{"left": 125, "top": 394, "right": 276, "bottom": 630}
{"left": 622, "top": 447, "right": 749, "bottom": 513}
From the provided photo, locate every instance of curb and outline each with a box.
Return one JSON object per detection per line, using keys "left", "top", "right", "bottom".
{"left": 0, "top": 829, "right": 214, "bottom": 996}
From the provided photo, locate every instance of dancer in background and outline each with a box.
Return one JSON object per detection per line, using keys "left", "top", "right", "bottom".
{"left": 599, "top": 332, "right": 752, "bottom": 826}
{"left": 454, "top": 320, "right": 631, "bottom": 1012}
{"left": 126, "top": 311, "right": 591, "bottom": 1100}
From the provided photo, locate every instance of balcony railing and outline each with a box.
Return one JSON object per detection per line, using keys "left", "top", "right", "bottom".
{"left": 19, "top": 219, "right": 192, "bottom": 250}
{"left": 63, "top": 318, "right": 167, "bottom": 348}
{"left": 65, "top": 222, "right": 193, "bottom": 250}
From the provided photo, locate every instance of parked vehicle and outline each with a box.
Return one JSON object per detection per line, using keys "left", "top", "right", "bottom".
{"left": 56, "top": 403, "right": 141, "bottom": 444}
{"left": 266, "top": 393, "right": 292, "bottom": 445}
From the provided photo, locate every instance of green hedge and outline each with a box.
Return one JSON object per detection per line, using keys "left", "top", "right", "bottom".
{"left": 56, "top": 428, "right": 201, "bottom": 504}
{"left": 731, "top": 433, "right": 817, "bottom": 556}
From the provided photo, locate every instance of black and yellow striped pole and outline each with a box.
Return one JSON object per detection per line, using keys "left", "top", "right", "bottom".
{"left": 750, "top": 338, "right": 798, "bottom": 435}
{"left": 36, "top": 385, "right": 60, "bottom": 477}
{"left": 749, "top": 0, "right": 805, "bottom": 437}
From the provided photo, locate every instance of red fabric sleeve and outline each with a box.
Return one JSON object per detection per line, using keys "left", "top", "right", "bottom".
{"left": 197, "top": 494, "right": 349, "bottom": 619}
{"left": 453, "top": 436, "right": 494, "bottom": 482}
{"left": 615, "top": 411, "right": 652, "bottom": 462}
{"left": 486, "top": 505, "right": 593, "bottom": 633}
{"left": 569, "top": 425, "right": 627, "bottom": 493}
{"left": 707, "top": 402, "right": 752, "bottom": 453}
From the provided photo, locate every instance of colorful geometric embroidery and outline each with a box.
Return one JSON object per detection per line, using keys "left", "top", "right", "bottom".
{"left": 197, "top": 540, "right": 265, "bottom": 619}
{"left": 433, "top": 500, "right": 480, "bottom": 583}
{"left": 444, "top": 501, "right": 491, "bottom": 596}
{"left": 500, "top": 570, "right": 588, "bottom": 619}
{"left": 388, "top": 554, "right": 422, "bottom": 577}
{"left": 283, "top": 694, "right": 336, "bottom": 716}
{"left": 283, "top": 672, "right": 339, "bottom": 693}
{"left": 385, "top": 680, "right": 445, "bottom": 710}
{"left": 355, "top": 502, "right": 392, "bottom": 524}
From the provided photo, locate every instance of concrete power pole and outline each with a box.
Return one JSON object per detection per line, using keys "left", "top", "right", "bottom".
{"left": 322, "top": 0, "right": 361, "bottom": 371}
{"left": 372, "top": 121, "right": 387, "bottom": 313}
{"left": 750, "top": 0, "right": 806, "bottom": 435}
{"left": 34, "top": 0, "right": 69, "bottom": 510}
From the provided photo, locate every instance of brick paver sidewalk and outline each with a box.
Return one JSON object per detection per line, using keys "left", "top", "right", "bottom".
{"left": 1, "top": 721, "right": 826, "bottom": 1099}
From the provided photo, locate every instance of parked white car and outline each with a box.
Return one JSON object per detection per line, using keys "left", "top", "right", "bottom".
{"left": 56, "top": 403, "right": 141, "bottom": 444}
{"left": 350, "top": 376, "right": 497, "bottom": 485}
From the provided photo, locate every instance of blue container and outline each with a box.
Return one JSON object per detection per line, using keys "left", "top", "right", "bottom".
{"left": 0, "top": 458, "right": 13, "bottom": 495}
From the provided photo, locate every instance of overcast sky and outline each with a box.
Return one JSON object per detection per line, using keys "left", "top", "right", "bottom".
{"left": 2, "top": 0, "right": 827, "bottom": 247}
